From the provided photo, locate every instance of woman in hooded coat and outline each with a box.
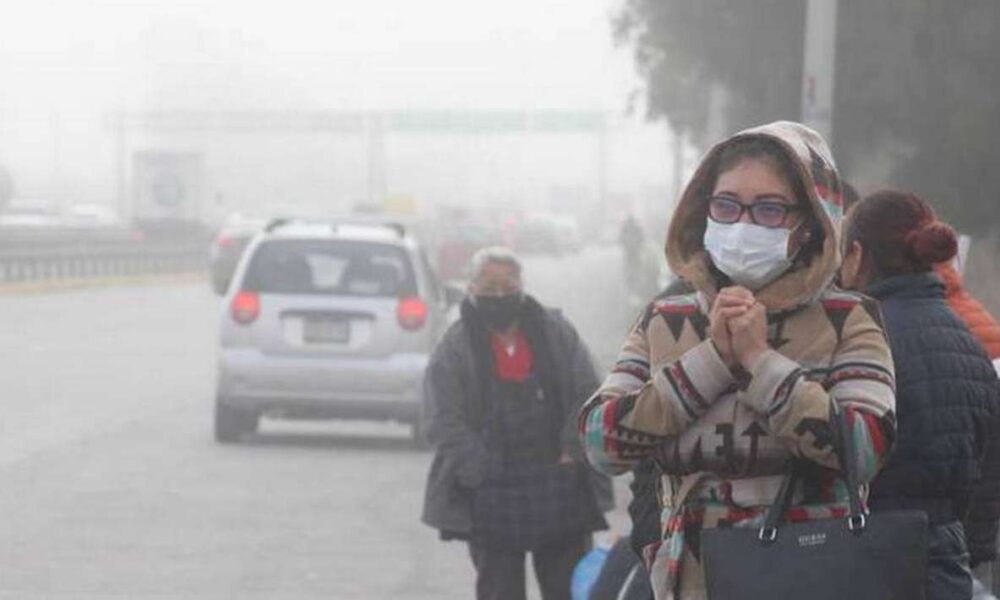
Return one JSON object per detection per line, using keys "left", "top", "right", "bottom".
{"left": 579, "top": 121, "right": 897, "bottom": 599}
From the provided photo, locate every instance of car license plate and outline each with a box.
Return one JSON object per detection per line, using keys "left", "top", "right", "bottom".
{"left": 303, "top": 318, "right": 350, "bottom": 343}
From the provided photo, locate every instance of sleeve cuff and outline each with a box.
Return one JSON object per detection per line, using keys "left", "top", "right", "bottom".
{"left": 740, "top": 349, "right": 801, "bottom": 414}
{"left": 679, "top": 339, "right": 736, "bottom": 402}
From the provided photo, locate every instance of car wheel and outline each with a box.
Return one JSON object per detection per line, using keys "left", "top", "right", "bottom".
{"left": 215, "top": 401, "right": 258, "bottom": 443}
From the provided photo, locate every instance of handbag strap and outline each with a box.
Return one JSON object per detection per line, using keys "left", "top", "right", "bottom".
{"left": 834, "top": 405, "right": 866, "bottom": 523}
{"left": 759, "top": 466, "right": 802, "bottom": 539}
{"left": 758, "top": 408, "right": 867, "bottom": 542}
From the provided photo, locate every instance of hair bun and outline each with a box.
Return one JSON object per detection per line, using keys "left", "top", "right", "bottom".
{"left": 906, "top": 221, "right": 958, "bottom": 266}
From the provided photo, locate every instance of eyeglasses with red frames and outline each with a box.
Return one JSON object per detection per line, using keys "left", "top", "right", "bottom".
{"left": 708, "top": 196, "right": 801, "bottom": 228}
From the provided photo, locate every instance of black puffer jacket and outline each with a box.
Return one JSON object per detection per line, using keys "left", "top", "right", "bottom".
{"left": 867, "top": 273, "right": 1000, "bottom": 566}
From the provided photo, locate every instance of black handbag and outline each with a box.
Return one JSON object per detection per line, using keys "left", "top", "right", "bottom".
{"left": 701, "top": 413, "right": 929, "bottom": 600}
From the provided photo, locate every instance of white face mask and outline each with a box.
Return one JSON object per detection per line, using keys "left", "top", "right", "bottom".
{"left": 703, "top": 220, "right": 793, "bottom": 290}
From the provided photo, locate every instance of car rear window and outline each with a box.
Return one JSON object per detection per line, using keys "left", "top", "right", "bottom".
{"left": 242, "top": 239, "right": 416, "bottom": 297}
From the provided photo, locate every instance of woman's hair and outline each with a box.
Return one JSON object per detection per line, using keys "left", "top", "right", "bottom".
{"left": 704, "top": 136, "right": 824, "bottom": 262}
{"left": 845, "top": 190, "right": 958, "bottom": 277}
{"left": 713, "top": 137, "right": 802, "bottom": 186}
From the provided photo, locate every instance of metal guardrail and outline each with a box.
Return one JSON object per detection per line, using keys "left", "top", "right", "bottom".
{"left": 0, "top": 239, "right": 207, "bottom": 285}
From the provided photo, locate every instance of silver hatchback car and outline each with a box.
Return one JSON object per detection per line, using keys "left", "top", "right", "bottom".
{"left": 215, "top": 218, "right": 458, "bottom": 443}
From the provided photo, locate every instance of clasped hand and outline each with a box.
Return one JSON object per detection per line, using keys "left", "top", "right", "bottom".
{"left": 709, "top": 286, "right": 769, "bottom": 370}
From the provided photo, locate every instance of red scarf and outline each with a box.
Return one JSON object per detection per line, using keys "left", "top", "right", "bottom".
{"left": 490, "top": 330, "right": 534, "bottom": 382}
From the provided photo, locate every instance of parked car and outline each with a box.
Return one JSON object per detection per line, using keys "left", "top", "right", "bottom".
{"left": 215, "top": 218, "right": 460, "bottom": 443}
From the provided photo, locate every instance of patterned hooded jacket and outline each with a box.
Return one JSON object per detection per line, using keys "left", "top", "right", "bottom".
{"left": 578, "top": 122, "right": 897, "bottom": 599}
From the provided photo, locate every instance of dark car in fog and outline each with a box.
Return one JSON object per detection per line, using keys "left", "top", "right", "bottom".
{"left": 209, "top": 215, "right": 267, "bottom": 294}
{"left": 214, "top": 218, "right": 459, "bottom": 443}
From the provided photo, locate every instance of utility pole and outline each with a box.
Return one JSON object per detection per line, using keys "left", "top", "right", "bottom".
{"left": 114, "top": 111, "right": 129, "bottom": 223}
{"left": 671, "top": 125, "right": 684, "bottom": 204}
{"left": 50, "top": 110, "right": 63, "bottom": 216}
{"left": 364, "top": 112, "right": 386, "bottom": 210}
{"left": 597, "top": 114, "right": 609, "bottom": 211}
{"left": 801, "top": 0, "right": 838, "bottom": 142}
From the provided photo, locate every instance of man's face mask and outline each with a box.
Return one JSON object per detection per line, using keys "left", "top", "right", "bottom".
{"left": 475, "top": 293, "right": 523, "bottom": 330}
{"left": 703, "top": 220, "right": 794, "bottom": 290}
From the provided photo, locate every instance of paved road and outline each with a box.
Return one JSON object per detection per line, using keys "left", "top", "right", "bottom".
{"left": 0, "top": 245, "right": 635, "bottom": 599}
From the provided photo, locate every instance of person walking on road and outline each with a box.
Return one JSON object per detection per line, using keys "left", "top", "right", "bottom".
{"left": 839, "top": 190, "right": 1000, "bottom": 599}
{"left": 421, "top": 246, "right": 613, "bottom": 600}
{"left": 579, "top": 121, "right": 897, "bottom": 599}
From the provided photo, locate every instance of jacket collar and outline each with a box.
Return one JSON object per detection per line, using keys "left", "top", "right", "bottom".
{"left": 867, "top": 272, "right": 945, "bottom": 301}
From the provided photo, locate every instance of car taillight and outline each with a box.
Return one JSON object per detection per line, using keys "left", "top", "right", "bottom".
{"left": 231, "top": 291, "right": 260, "bottom": 325}
{"left": 397, "top": 296, "right": 428, "bottom": 331}
{"left": 216, "top": 235, "right": 234, "bottom": 248}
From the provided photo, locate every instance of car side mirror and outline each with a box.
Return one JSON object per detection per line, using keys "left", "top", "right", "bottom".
{"left": 443, "top": 284, "right": 464, "bottom": 307}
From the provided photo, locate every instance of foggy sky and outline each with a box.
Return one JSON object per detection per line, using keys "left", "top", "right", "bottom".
{"left": 0, "top": 0, "right": 638, "bottom": 114}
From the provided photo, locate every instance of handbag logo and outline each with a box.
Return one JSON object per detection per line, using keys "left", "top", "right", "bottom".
{"left": 797, "top": 532, "right": 827, "bottom": 548}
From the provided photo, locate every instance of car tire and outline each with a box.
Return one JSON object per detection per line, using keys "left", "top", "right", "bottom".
{"left": 215, "top": 401, "right": 258, "bottom": 443}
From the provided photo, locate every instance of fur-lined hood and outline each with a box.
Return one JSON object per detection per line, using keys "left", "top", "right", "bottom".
{"left": 666, "top": 121, "right": 846, "bottom": 311}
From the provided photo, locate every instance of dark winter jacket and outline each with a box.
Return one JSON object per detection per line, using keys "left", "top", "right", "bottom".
{"left": 420, "top": 295, "right": 614, "bottom": 538}
{"left": 867, "top": 273, "right": 1000, "bottom": 567}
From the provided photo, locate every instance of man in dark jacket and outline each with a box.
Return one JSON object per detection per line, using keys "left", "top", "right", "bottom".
{"left": 421, "top": 246, "right": 613, "bottom": 600}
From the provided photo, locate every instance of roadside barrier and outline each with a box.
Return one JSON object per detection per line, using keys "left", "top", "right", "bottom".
{"left": 0, "top": 241, "right": 207, "bottom": 285}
